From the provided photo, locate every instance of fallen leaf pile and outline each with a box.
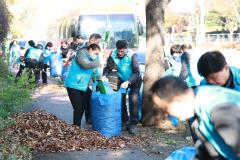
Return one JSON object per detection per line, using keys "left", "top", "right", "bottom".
{"left": 5, "top": 110, "right": 149, "bottom": 153}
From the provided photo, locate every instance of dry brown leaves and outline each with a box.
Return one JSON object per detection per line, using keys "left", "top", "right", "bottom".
{"left": 5, "top": 110, "right": 149, "bottom": 153}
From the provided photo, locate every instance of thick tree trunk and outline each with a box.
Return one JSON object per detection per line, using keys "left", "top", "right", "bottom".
{"left": 142, "top": 0, "right": 170, "bottom": 126}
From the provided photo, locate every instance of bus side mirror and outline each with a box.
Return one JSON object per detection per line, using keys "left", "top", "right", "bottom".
{"left": 138, "top": 22, "right": 144, "bottom": 36}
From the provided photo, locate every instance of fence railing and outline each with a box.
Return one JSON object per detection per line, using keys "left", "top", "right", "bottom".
{"left": 165, "top": 33, "right": 240, "bottom": 45}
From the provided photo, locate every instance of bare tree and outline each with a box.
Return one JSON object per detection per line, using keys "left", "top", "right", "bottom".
{"left": 194, "top": 0, "right": 206, "bottom": 45}
{"left": 142, "top": 0, "right": 171, "bottom": 126}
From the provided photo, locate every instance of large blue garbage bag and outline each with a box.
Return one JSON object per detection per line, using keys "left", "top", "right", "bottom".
{"left": 165, "top": 146, "right": 197, "bottom": 160}
{"left": 49, "top": 53, "right": 63, "bottom": 77}
{"left": 91, "top": 82, "right": 122, "bottom": 138}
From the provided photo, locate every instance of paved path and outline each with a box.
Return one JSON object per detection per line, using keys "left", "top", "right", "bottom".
{"left": 31, "top": 83, "right": 73, "bottom": 124}
{"left": 33, "top": 149, "right": 160, "bottom": 160}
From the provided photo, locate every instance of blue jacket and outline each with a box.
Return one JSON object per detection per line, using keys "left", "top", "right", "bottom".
{"left": 26, "top": 47, "right": 42, "bottom": 62}
{"left": 111, "top": 49, "right": 133, "bottom": 82}
{"left": 200, "top": 66, "right": 240, "bottom": 91}
{"left": 64, "top": 50, "right": 94, "bottom": 91}
{"left": 195, "top": 86, "right": 240, "bottom": 159}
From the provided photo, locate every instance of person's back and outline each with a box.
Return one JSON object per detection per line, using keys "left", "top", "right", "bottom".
{"left": 194, "top": 86, "right": 240, "bottom": 159}
{"left": 24, "top": 43, "right": 43, "bottom": 84}
{"left": 26, "top": 47, "right": 42, "bottom": 62}
{"left": 151, "top": 76, "right": 240, "bottom": 159}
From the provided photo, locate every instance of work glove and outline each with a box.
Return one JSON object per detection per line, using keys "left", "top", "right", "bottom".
{"left": 101, "top": 76, "right": 109, "bottom": 82}
{"left": 121, "top": 81, "right": 130, "bottom": 89}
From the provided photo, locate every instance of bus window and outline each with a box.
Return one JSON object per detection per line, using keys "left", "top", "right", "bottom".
{"left": 78, "top": 15, "right": 107, "bottom": 39}
{"left": 108, "top": 14, "right": 138, "bottom": 48}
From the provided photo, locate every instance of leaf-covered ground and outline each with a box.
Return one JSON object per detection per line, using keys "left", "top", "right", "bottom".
{"left": 1, "top": 82, "right": 192, "bottom": 159}
{"left": 2, "top": 110, "right": 151, "bottom": 153}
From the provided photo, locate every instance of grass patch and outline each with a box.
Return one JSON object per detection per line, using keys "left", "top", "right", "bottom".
{"left": 165, "top": 139, "right": 177, "bottom": 145}
{"left": 0, "top": 58, "right": 34, "bottom": 159}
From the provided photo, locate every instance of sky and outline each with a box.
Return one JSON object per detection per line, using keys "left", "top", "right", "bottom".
{"left": 167, "top": 0, "right": 197, "bottom": 13}
{"left": 10, "top": 0, "right": 144, "bottom": 39}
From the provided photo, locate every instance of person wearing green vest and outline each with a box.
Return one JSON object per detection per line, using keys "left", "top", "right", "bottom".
{"left": 190, "top": 50, "right": 240, "bottom": 143}
{"left": 25, "top": 42, "right": 43, "bottom": 84}
{"left": 198, "top": 50, "right": 240, "bottom": 91}
{"left": 79, "top": 33, "right": 102, "bottom": 125}
{"left": 64, "top": 43, "right": 101, "bottom": 127}
{"left": 103, "top": 40, "right": 142, "bottom": 135}
{"left": 151, "top": 76, "right": 240, "bottom": 160}
{"left": 41, "top": 42, "right": 53, "bottom": 84}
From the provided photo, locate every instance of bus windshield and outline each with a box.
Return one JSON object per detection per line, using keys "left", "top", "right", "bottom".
{"left": 78, "top": 14, "right": 138, "bottom": 49}
{"left": 78, "top": 15, "right": 107, "bottom": 39}
{"left": 108, "top": 14, "right": 137, "bottom": 48}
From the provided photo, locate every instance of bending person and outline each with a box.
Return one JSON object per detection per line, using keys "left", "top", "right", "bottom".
{"left": 64, "top": 44, "right": 101, "bottom": 127}
{"left": 151, "top": 76, "right": 240, "bottom": 160}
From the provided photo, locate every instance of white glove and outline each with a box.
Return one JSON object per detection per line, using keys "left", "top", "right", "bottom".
{"left": 101, "top": 76, "right": 109, "bottom": 82}
{"left": 121, "top": 81, "right": 130, "bottom": 89}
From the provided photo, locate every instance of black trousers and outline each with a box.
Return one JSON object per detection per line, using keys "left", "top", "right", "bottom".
{"left": 42, "top": 64, "right": 48, "bottom": 83}
{"left": 85, "top": 87, "right": 92, "bottom": 124}
{"left": 25, "top": 59, "right": 40, "bottom": 84}
{"left": 16, "top": 63, "right": 25, "bottom": 78}
{"left": 119, "top": 80, "right": 142, "bottom": 125}
{"left": 66, "top": 87, "right": 87, "bottom": 127}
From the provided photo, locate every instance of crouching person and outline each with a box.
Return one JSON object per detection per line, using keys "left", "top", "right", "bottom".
{"left": 151, "top": 76, "right": 240, "bottom": 160}
{"left": 64, "top": 44, "right": 101, "bottom": 127}
{"left": 103, "top": 40, "right": 142, "bottom": 134}
{"left": 198, "top": 50, "right": 240, "bottom": 91}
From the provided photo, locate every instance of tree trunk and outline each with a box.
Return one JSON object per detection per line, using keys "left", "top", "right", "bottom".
{"left": 142, "top": 0, "right": 171, "bottom": 126}
{"left": 0, "top": 0, "right": 11, "bottom": 42}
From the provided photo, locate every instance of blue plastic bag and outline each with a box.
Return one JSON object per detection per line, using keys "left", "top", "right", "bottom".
{"left": 165, "top": 147, "right": 197, "bottom": 160}
{"left": 168, "top": 115, "right": 179, "bottom": 127}
{"left": 91, "top": 82, "right": 122, "bottom": 138}
{"left": 49, "top": 53, "right": 63, "bottom": 77}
